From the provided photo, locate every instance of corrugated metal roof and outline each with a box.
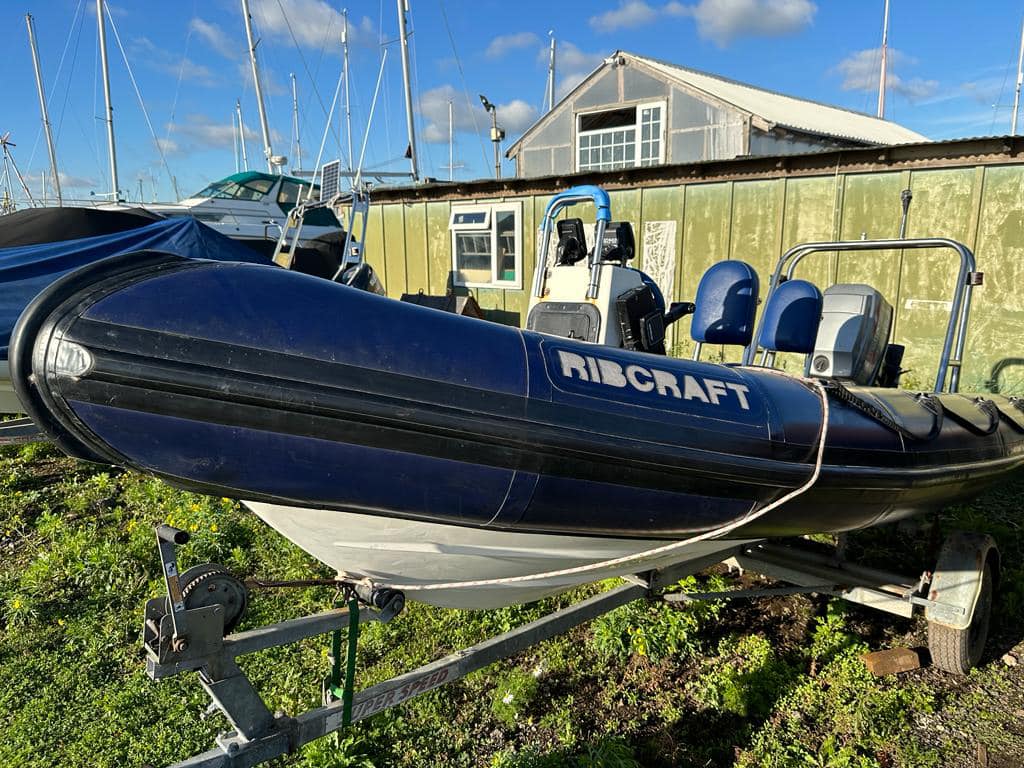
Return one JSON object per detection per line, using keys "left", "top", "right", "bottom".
{"left": 630, "top": 52, "right": 928, "bottom": 145}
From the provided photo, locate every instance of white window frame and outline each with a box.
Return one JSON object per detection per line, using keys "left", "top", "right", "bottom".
{"left": 449, "top": 202, "right": 522, "bottom": 289}
{"left": 575, "top": 100, "right": 666, "bottom": 172}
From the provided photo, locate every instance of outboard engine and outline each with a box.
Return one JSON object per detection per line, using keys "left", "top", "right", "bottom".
{"left": 810, "top": 283, "right": 893, "bottom": 385}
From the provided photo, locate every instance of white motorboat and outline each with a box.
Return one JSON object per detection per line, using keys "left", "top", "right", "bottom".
{"left": 143, "top": 171, "right": 345, "bottom": 257}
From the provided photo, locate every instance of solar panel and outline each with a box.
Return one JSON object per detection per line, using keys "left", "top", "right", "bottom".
{"left": 320, "top": 160, "right": 341, "bottom": 201}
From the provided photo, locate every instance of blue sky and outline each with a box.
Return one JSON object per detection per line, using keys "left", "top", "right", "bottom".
{"left": 2, "top": 0, "right": 1022, "bottom": 203}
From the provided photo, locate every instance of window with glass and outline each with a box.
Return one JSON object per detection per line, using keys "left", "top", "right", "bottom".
{"left": 576, "top": 101, "right": 664, "bottom": 172}
{"left": 449, "top": 203, "right": 522, "bottom": 288}
{"left": 277, "top": 180, "right": 318, "bottom": 214}
{"left": 193, "top": 177, "right": 275, "bottom": 201}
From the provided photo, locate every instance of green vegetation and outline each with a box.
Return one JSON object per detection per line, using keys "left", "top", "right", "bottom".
{"left": 1, "top": 442, "right": 1022, "bottom": 767}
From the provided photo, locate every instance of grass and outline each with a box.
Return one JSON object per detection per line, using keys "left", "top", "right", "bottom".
{"left": 1, "top": 440, "right": 1022, "bottom": 767}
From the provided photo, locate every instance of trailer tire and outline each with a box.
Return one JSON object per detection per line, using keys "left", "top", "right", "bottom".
{"left": 928, "top": 560, "right": 994, "bottom": 675}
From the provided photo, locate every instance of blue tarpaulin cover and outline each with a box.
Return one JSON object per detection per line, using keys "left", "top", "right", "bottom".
{"left": 0, "top": 216, "right": 271, "bottom": 358}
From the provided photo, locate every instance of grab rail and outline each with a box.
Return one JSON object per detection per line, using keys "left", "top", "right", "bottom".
{"left": 743, "top": 238, "right": 980, "bottom": 393}
{"left": 531, "top": 185, "right": 611, "bottom": 301}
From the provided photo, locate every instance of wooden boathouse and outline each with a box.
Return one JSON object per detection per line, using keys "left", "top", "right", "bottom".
{"left": 354, "top": 136, "right": 1024, "bottom": 395}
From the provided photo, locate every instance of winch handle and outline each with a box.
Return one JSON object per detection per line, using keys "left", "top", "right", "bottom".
{"left": 157, "top": 524, "right": 190, "bottom": 545}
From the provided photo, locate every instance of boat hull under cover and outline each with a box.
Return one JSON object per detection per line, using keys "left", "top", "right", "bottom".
{"left": 10, "top": 254, "right": 1024, "bottom": 601}
{"left": 0, "top": 362, "right": 19, "bottom": 414}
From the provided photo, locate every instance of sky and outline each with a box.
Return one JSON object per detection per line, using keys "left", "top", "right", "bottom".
{"left": 2, "top": 0, "right": 1023, "bottom": 204}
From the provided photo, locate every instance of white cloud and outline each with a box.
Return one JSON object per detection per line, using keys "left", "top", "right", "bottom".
{"left": 25, "top": 171, "right": 98, "bottom": 192}
{"left": 543, "top": 42, "right": 607, "bottom": 98}
{"left": 589, "top": 1, "right": 659, "bottom": 33}
{"left": 486, "top": 32, "right": 540, "bottom": 59}
{"left": 495, "top": 100, "right": 542, "bottom": 137}
{"left": 248, "top": 0, "right": 376, "bottom": 49}
{"left": 131, "top": 36, "right": 217, "bottom": 86}
{"left": 189, "top": 17, "right": 237, "bottom": 59}
{"left": 555, "top": 41, "right": 607, "bottom": 73}
{"left": 156, "top": 137, "right": 181, "bottom": 156}
{"left": 169, "top": 114, "right": 257, "bottom": 149}
{"left": 835, "top": 48, "right": 939, "bottom": 102}
{"left": 418, "top": 86, "right": 539, "bottom": 144}
{"left": 236, "top": 61, "right": 288, "bottom": 96}
{"left": 679, "top": 0, "right": 816, "bottom": 46}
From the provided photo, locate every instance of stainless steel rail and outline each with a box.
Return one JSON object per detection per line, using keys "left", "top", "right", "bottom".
{"left": 744, "top": 237, "right": 979, "bottom": 393}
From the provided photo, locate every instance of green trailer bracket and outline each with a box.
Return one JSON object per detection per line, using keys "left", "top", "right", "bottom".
{"left": 327, "top": 597, "right": 361, "bottom": 727}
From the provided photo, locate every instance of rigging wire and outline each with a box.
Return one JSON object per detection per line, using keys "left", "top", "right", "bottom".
{"left": 437, "top": 0, "right": 490, "bottom": 172}
{"left": 378, "top": 0, "right": 393, "bottom": 169}
{"left": 405, "top": 8, "right": 433, "bottom": 178}
{"left": 27, "top": 0, "right": 85, "bottom": 170}
{"left": 163, "top": 0, "right": 199, "bottom": 169}
{"left": 990, "top": 16, "right": 1020, "bottom": 135}
{"left": 93, "top": 12, "right": 106, "bottom": 194}
{"left": 273, "top": 0, "right": 348, "bottom": 167}
{"left": 306, "top": 10, "right": 335, "bottom": 158}
{"left": 55, "top": 0, "right": 88, "bottom": 146}
{"left": 104, "top": 4, "right": 177, "bottom": 198}
{"left": 58, "top": 4, "right": 104, "bottom": 199}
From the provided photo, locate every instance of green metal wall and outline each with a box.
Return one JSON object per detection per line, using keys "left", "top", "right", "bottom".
{"left": 364, "top": 163, "right": 1024, "bottom": 395}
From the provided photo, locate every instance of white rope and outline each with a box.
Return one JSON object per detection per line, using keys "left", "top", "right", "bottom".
{"left": 380, "top": 375, "right": 830, "bottom": 592}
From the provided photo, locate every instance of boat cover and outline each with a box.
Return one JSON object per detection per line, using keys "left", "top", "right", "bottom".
{"left": 0, "top": 216, "right": 270, "bottom": 359}
{"left": 0, "top": 206, "right": 162, "bottom": 249}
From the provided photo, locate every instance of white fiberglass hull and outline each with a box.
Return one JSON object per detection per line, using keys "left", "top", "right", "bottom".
{"left": 0, "top": 361, "right": 21, "bottom": 414}
{"left": 244, "top": 501, "right": 752, "bottom": 609}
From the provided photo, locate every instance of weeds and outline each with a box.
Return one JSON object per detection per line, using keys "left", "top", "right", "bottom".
{"left": 589, "top": 574, "right": 729, "bottom": 662}
{"left": 0, "top": 449, "right": 1021, "bottom": 767}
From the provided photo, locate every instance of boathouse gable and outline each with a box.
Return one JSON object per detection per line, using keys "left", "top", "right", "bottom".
{"left": 505, "top": 51, "right": 926, "bottom": 178}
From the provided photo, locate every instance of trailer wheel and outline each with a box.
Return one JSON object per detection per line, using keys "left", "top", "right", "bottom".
{"left": 928, "top": 560, "right": 994, "bottom": 675}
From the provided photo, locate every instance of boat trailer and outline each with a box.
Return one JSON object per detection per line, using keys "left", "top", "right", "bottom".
{"left": 146, "top": 524, "right": 999, "bottom": 768}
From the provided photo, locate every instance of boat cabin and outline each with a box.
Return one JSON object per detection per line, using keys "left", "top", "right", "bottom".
{"left": 146, "top": 171, "right": 343, "bottom": 255}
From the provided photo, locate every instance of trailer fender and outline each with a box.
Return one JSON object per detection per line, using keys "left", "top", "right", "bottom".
{"left": 925, "top": 531, "right": 1000, "bottom": 630}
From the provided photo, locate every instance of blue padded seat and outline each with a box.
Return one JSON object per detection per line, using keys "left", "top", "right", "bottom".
{"left": 758, "top": 279, "right": 823, "bottom": 353}
{"left": 690, "top": 260, "right": 760, "bottom": 346}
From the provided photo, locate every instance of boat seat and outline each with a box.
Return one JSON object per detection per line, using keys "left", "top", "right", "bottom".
{"left": 690, "top": 260, "right": 759, "bottom": 360}
{"left": 756, "top": 278, "right": 823, "bottom": 368}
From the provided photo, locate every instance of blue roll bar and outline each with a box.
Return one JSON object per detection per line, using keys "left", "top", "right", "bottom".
{"left": 532, "top": 186, "right": 612, "bottom": 300}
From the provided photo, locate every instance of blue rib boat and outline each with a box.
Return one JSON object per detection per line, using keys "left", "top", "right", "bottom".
{"left": 9, "top": 187, "right": 1024, "bottom": 608}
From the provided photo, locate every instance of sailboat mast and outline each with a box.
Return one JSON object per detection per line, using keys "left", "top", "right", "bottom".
{"left": 26, "top": 13, "right": 62, "bottom": 206}
{"left": 96, "top": 0, "right": 119, "bottom": 199}
{"left": 236, "top": 99, "right": 250, "bottom": 171}
{"left": 232, "top": 110, "right": 240, "bottom": 173}
{"left": 342, "top": 9, "right": 354, "bottom": 172}
{"left": 241, "top": 0, "right": 274, "bottom": 172}
{"left": 291, "top": 72, "right": 302, "bottom": 171}
{"left": 877, "top": 0, "right": 889, "bottom": 119}
{"left": 1013, "top": 18, "right": 1024, "bottom": 135}
{"left": 448, "top": 99, "right": 454, "bottom": 182}
{"left": 396, "top": 0, "right": 418, "bottom": 181}
{"left": 547, "top": 32, "right": 556, "bottom": 112}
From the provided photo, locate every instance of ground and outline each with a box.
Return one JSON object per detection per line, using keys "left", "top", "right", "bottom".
{"left": 0, "top": 440, "right": 1022, "bottom": 768}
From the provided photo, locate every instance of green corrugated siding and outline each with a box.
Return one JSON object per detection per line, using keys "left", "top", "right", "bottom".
{"left": 381, "top": 204, "right": 407, "bottom": 299}
{"left": 364, "top": 161, "right": 1024, "bottom": 394}
{"left": 968, "top": 166, "right": 1024, "bottom": 394}
{"left": 403, "top": 204, "right": 428, "bottom": 298}
{"left": 425, "top": 201, "right": 452, "bottom": 295}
